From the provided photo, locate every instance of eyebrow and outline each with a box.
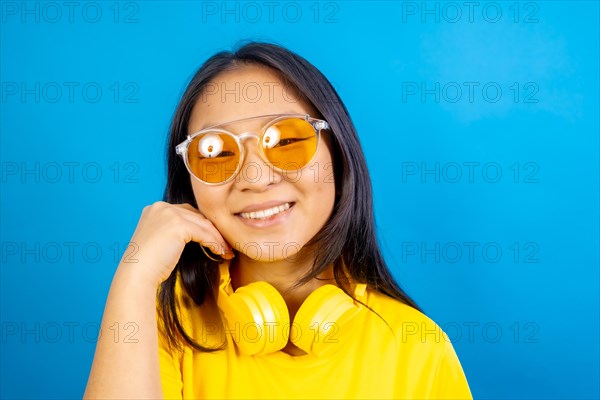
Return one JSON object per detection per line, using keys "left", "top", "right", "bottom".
{"left": 196, "top": 112, "right": 307, "bottom": 132}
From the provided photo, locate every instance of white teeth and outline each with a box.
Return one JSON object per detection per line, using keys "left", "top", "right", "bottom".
{"left": 239, "top": 202, "right": 291, "bottom": 220}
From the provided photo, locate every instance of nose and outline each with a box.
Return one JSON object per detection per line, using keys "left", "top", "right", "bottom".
{"left": 234, "top": 134, "right": 281, "bottom": 191}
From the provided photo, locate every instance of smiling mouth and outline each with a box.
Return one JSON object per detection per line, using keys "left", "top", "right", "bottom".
{"left": 237, "top": 202, "right": 295, "bottom": 220}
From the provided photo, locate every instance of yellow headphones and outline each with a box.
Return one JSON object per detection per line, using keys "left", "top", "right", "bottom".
{"left": 216, "top": 262, "right": 367, "bottom": 356}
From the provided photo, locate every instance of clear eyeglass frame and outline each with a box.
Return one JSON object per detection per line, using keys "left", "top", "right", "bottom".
{"left": 175, "top": 113, "right": 330, "bottom": 185}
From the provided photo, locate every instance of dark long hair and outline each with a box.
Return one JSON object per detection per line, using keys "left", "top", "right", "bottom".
{"left": 159, "top": 41, "right": 420, "bottom": 351}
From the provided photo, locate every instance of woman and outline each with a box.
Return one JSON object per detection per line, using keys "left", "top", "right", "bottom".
{"left": 84, "top": 42, "right": 472, "bottom": 399}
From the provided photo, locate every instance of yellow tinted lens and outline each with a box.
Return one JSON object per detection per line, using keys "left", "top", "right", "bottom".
{"left": 261, "top": 118, "right": 318, "bottom": 170}
{"left": 188, "top": 132, "right": 239, "bottom": 183}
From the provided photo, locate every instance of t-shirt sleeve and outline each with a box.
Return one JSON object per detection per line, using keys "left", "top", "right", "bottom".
{"left": 429, "top": 339, "right": 473, "bottom": 399}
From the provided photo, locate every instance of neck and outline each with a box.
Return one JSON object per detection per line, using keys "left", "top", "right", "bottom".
{"left": 228, "top": 249, "right": 336, "bottom": 318}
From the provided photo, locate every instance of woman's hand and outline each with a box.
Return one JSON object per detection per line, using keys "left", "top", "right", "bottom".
{"left": 122, "top": 201, "right": 234, "bottom": 287}
{"left": 85, "top": 201, "right": 230, "bottom": 399}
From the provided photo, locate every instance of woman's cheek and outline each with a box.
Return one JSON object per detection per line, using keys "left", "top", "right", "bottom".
{"left": 192, "top": 184, "right": 226, "bottom": 218}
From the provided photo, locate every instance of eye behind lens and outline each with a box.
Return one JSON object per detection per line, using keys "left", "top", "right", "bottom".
{"left": 263, "top": 118, "right": 318, "bottom": 169}
{"left": 188, "top": 132, "right": 240, "bottom": 184}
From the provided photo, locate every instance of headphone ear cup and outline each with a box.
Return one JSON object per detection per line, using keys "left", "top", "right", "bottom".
{"left": 292, "top": 284, "right": 360, "bottom": 356}
{"left": 221, "top": 281, "right": 290, "bottom": 356}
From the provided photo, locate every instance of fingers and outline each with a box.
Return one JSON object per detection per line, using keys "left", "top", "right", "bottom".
{"left": 170, "top": 203, "right": 234, "bottom": 258}
{"left": 181, "top": 216, "right": 234, "bottom": 258}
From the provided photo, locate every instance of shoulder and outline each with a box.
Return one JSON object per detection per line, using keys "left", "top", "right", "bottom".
{"left": 361, "top": 288, "right": 452, "bottom": 352}
{"left": 360, "top": 289, "right": 472, "bottom": 398}
{"left": 363, "top": 288, "right": 438, "bottom": 329}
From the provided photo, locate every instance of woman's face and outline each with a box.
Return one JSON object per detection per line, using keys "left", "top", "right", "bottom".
{"left": 187, "top": 64, "right": 336, "bottom": 262}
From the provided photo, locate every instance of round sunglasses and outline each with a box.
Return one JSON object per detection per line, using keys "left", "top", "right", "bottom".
{"left": 176, "top": 114, "right": 330, "bottom": 185}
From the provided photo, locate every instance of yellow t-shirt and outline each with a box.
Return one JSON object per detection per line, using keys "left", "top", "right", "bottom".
{"left": 158, "top": 275, "right": 473, "bottom": 399}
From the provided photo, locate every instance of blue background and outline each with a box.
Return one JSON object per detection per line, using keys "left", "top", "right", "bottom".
{"left": 1, "top": 1, "right": 598, "bottom": 398}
